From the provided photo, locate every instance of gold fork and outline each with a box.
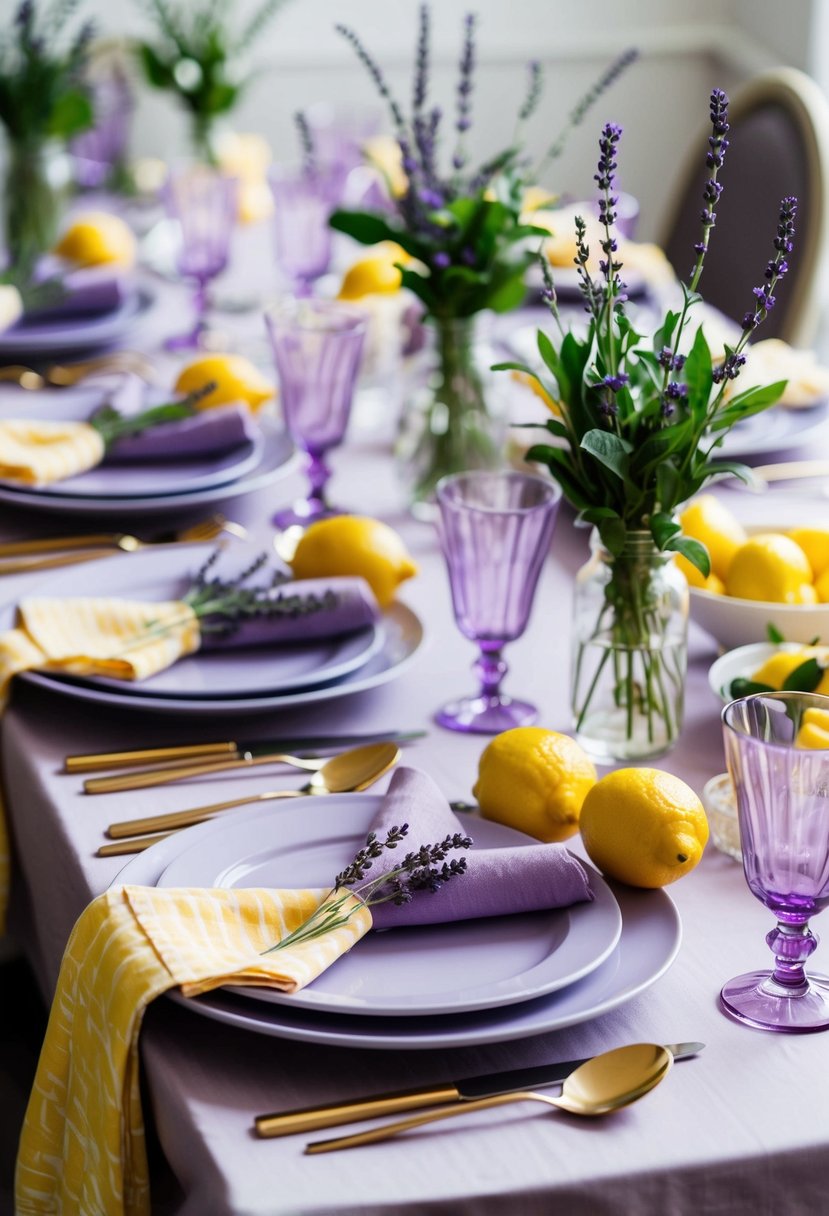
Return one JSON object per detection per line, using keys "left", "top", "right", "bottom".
{"left": 0, "top": 352, "right": 158, "bottom": 390}
{"left": 0, "top": 516, "right": 246, "bottom": 575}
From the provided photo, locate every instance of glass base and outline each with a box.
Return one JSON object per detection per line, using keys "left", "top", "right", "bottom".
{"left": 272, "top": 500, "right": 341, "bottom": 530}
{"left": 720, "top": 969, "right": 829, "bottom": 1033}
{"left": 435, "top": 693, "right": 537, "bottom": 735}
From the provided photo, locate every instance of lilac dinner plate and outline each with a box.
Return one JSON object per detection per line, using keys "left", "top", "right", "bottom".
{"left": 112, "top": 801, "right": 681, "bottom": 1050}
{"left": 155, "top": 802, "right": 623, "bottom": 1016}
{"left": 0, "top": 288, "right": 153, "bottom": 357}
{"left": 0, "top": 384, "right": 264, "bottom": 499}
{"left": 4, "top": 545, "right": 384, "bottom": 700}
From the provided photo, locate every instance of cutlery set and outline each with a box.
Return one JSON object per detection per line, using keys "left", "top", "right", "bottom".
{"left": 0, "top": 350, "right": 158, "bottom": 390}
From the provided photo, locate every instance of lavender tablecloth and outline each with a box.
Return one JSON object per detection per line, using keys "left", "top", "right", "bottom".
{"left": 3, "top": 249, "right": 829, "bottom": 1215}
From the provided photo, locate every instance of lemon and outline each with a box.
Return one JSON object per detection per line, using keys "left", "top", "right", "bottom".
{"left": 579, "top": 768, "right": 708, "bottom": 888}
{"left": 788, "top": 528, "right": 829, "bottom": 579}
{"left": 816, "top": 568, "right": 829, "bottom": 603}
{"left": 797, "top": 706, "right": 829, "bottom": 748}
{"left": 53, "top": 211, "right": 136, "bottom": 268}
{"left": 289, "top": 516, "right": 418, "bottom": 609}
{"left": 679, "top": 495, "right": 746, "bottom": 581}
{"left": 338, "top": 244, "right": 408, "bottom": 300}
{"left": 472, "top": 727, "right": 597, "bottom": 843}
{"left": 751, "top": 647, "right": 828, "bottom": 689}
{"left": 725, "top": 533, "right": 814, "bottom": 603}
{"left": 174, "top": 355, "right": 274, "bottom": 413}
{"left": 674, "top": 553, "right": 725, "bottom": 594}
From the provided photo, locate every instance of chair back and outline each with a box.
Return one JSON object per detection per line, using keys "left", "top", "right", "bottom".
{"left": 661, "top": 68, "right": 829, "bottom": 346}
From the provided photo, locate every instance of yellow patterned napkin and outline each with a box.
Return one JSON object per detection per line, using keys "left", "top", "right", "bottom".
{"left": 16, "top": 884, "right": 371, "bottom": 1215}
{"left": 0, "top": 596, "right": 199, "bottom": 936}
{"left": 0, "top": 418, "right": 105, "bottom": 486}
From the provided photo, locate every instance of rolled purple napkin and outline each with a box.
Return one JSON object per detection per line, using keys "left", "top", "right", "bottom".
{"left": 98, "top": 375, "right": 259, "bottom": 462}
{"left": 25, "top": 259, "right": 130, "bottom": 320}
{"left": 199, "top": 577, "right": 381, "bottom": 650}
{"left": 363, "top": 767, "right": 594, "bottom": 929}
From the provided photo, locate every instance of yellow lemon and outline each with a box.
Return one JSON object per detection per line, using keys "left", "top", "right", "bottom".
{"left": 174, "top": 355, "right": 274, "bottom": 413}
{"left": 53, "top": 211, "right": 136, "bottom": 268}
{"left": 725, "top": 534, "right": 814, "bottom": 603}
{"left": 522, "top": 185, "right": 558, "bottom": 212}
{"left": 816, "top": 568, "right": 829, "bottom": 603}
{"left": 788, "top": 528, "right": 829, "bottom": 579}
{"left": 751, "top": 647, "right": 828, "bottom": 689}
{"left": 289, "top": 516, "right": 418, "bottom": 609}
{"left": 797, "top": 706, "right": 829, "bottom": 747}
{"left": 472, "top": 727, "right": 597, "bottom": 843}
{"left": 579, "top": 768, "right": 709, "bottom": 888}
{"left": 674, "top": 553, "right": 725, "bottom": 594}
{"left": 679, "top": 494, "right": 746, "bottom": 581}
{"left": 338, "top": 247, "right": 407, "bottom": 300}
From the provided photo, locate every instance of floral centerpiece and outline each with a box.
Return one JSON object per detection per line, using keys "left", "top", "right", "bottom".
{"left": 135, "top": 0, "right": 290, "bottom": 163}
{"left": 501, "top": 90, "right": 797, "bottom": 761}
{"left": 0, "top": 0, "right": 94, "bottom": 279}
{"left": 330, "top": 4, "right": 636, "bottom": 512}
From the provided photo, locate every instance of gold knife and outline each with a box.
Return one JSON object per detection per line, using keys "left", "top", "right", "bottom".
{"left": 254, "top": 1042, "right": 704, "bottom": 1138}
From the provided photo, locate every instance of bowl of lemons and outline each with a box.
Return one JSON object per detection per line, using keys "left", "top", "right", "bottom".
{"left": 678, "top": 496, "right": 829, "bottom": 649}
{"left": 708, "top": 641, "right": 829, "bottom": 704}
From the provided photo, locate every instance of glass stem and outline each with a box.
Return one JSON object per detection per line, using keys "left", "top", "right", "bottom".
{"left": 767, "top": 919, "right": 817, "bottom": 991}
{"left": 305, "top": 450, "right": 332, "bottom": 513}
{"left": 474, "top": 645, "right": 507, "bottom": 702}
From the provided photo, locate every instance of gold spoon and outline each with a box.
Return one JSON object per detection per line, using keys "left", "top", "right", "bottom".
{"left": 100, "top": 742, "right": 401, "bottom": 849}
{"left": 304, "top": 1043, "right": 673, "bottom": 1155}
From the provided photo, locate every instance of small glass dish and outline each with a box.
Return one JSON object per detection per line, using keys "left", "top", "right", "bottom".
{"left": 703, "top": 773, "right": 742, "bottom": 862}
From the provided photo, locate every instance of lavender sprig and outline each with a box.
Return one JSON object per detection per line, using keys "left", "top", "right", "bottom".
{"left": 182, "top": 549, "right": 334, "bottom": 637}
{"left": 261, "top": 825, "right": 473, "bottom": 954}
{"left": 535, "top": 47, "right": 637, "bottom": 175}
{"left": 452, "top": 12, "right": 476, "bottom": 173}
{"left": 335, "top": 23, "right": 406, "bottom": 132}
{"left": 517, "top": 60, "right": 543, "bottom": 124}
{"left": 88, "top": 382, "right": 217, "bottom": 449}
{"left": 294, "top": 110, "right": 316, "bottom": 178}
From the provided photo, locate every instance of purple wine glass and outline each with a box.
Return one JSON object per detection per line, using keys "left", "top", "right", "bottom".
{"left": 721, "top": 691, "right": 829, "bottom": 1032}
{"left": 164, "top": 164, "right": 237, "bottom": 350}
{"left": 269, "top": 166, "right": 340, "bottom": 296}
{"left": 265, "top": 298, "right": 367, "bottom": 528}
{"left": 435, "top": 471, "right": 562, "bottom": 734}
{"left": 70, "top": 72, "right": 133, "bottom": 190}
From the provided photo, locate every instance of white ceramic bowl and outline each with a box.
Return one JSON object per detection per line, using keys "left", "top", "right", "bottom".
{"left": 689, "top": 521, "right": 829, "bottom": 650}
{"left": 690, "top": 588, "right": 829, "bottom": 650}
{"left": 707, "top": 641, "right": 802, "bottom": 703}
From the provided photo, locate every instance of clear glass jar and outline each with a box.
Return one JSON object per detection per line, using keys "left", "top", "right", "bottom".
{"left": 4, "top": 138, "right": 70, "bottom": 279}
{"left": 571, "top": 529, "right": 689, "bottom": 763}
{"left": 396, "top": 313, "right": 506, "bottom": 519}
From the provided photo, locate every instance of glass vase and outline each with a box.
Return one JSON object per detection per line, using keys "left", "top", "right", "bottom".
{"left": 571, "top": 530, "right": 689, "bottom": 763}
{"left": 397, "top": 313, "right": 505, "bottom": 519}
{"left": 4, "top": 138, "right": 67, "bottom": 279}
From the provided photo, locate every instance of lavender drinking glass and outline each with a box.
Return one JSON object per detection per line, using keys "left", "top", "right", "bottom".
{"left": 721, "top": 691, "right": 829, "bottom": 1032}
{"left": 164, "top": 164, "right": 237, "bottom": 350}
{"left": 265, "top": 298, "right": 367, "bottom": 528}
{"left": 435, "top": 471, "right": 562, "bottom": 734}
{"left": 70, "top": 72, "right": 133, "bottom": 190}
{"left": 269, "top": 166, "right": 340, "bottom": 297}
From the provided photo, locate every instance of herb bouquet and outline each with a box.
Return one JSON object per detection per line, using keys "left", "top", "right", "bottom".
{"left": 0, "top": 0, "right": 94, "bottom": 279}
{"left": 500, "top": 91, "right": 797, "bottom": 760}
{"left": 135, "top": 0, "right": 290, "bottom": 164}
{"left": 331, "top": 5, "right": 635, "bottom": 513}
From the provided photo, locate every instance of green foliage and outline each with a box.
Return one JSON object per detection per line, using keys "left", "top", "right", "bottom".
{"left": 0, "top": 1, "right": 94, "bottom": 143}
{"left": 135, "top": 0, "right": 291, "bottom": 141}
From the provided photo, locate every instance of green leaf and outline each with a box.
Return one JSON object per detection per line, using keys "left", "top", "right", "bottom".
{"left": 666, "top": 535, "right": 710, "bottom": 577}
{"left": 598, "top": 516, "right": 627, "bottom": 555}
{"left": 47, "top": 89, "right": 93, "bottom": 138}
{"left": 710, "top": 381, "right": 788, "bottom": 431}
{"left": 488, "top": 272, "right": 528, "bottom": 313}
{"left": 579, "top": 506, "right": 620, "bottom": 525}
{"left": 682, "top": 325, "right": 713, "bottom": 418}
{"left": 728, "top": 678, "right": 776, "bottom": 698}
{"left": 782, "top": 658, "right": 824, "bottom": 692}
{"left": 767, "top": 623, "right": 785, "bottom": 644}
{"left": 137, "top": 43, "right": 175, "bottom": 89}
{"left": 329, "top": 210, "right": 406, "bottom": 248}
{"left": 650, "top": 512, "right": 681, "bottom": 549}
{"left": 580, "top": 429, "right": 632, "bottom": 480}
{"left": 525, "top": 445, "right": 591, "bottom": 509}
{"left": 537, "top": 330, "right": 565, "bottom": 392}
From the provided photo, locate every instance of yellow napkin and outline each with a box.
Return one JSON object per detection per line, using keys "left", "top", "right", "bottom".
{"left": 0, "top": 596, "right": 200, "bottom": 935}
{"left": 0, "top": 418, "right": 105, "bottom": 486}
{"left": 16, "top": 884, "right": 371, "bottom": 1215}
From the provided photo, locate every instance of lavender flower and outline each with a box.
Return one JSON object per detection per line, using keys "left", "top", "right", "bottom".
{"left": 518, "top": 59, "right": 543, "bottom": 124}
{"left": 688, "top": 88, "right": 730, "bottom": 282}
{"left": 335, "top": 23, "right": 406, "bottom": 131}
{"left": 741, "top": 195, "right": 797, "bottom": 332}
{"left": 456, "top": 13, "right": 476, "bottom": 135}
{"left": 711, "top": 351, "right": 747, "bottom": 384}
{"left": 294, "top": 110, "right": 316, "bottom": 178}
{"left": 413, "top": 3, "right": 430, "bottom": 113}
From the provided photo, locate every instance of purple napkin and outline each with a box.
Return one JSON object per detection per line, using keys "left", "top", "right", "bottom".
{"left": 200, "top": 577, "right": 381, "bottom": 650}
{"left": 25, "top": 259, "right": 131, "bottom": 320}
{"left": 362, "top": 767, "right": 594, "bottom": 929}
{"left": 98, "top": 375, "right": 259, "bottom": 462}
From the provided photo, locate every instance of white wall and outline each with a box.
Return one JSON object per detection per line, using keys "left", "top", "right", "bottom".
{"left": 79, "top": 0, "right": 820, "bottom": 236}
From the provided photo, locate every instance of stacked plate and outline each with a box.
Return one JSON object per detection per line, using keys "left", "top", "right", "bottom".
{"left": 1, "top": 545, "right": 424, "bottom": 716}
{"left": 112, "top": 796, "right": 682, "bottom": 1050}
{"left": 0, "top": 380, "right": 298, "bottom": 518}
{"left": 0, "top": 286, "right": 155, "bottom": 360}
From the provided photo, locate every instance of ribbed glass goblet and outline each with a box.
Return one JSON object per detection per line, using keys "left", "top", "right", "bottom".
{"left": 435, "top": 470, "right": 561, "bottom": 733}
{"left": 265, "top": 298, "right": 367, "bottom": 529}
{"left": 721, "top": 691, "right": 829, "bottom": 1032}
{"left": 164, "top": 164, "right": 237, "bottom": 350}
{"left": 269, "top": 166, "right": 340, "bottom": 297}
